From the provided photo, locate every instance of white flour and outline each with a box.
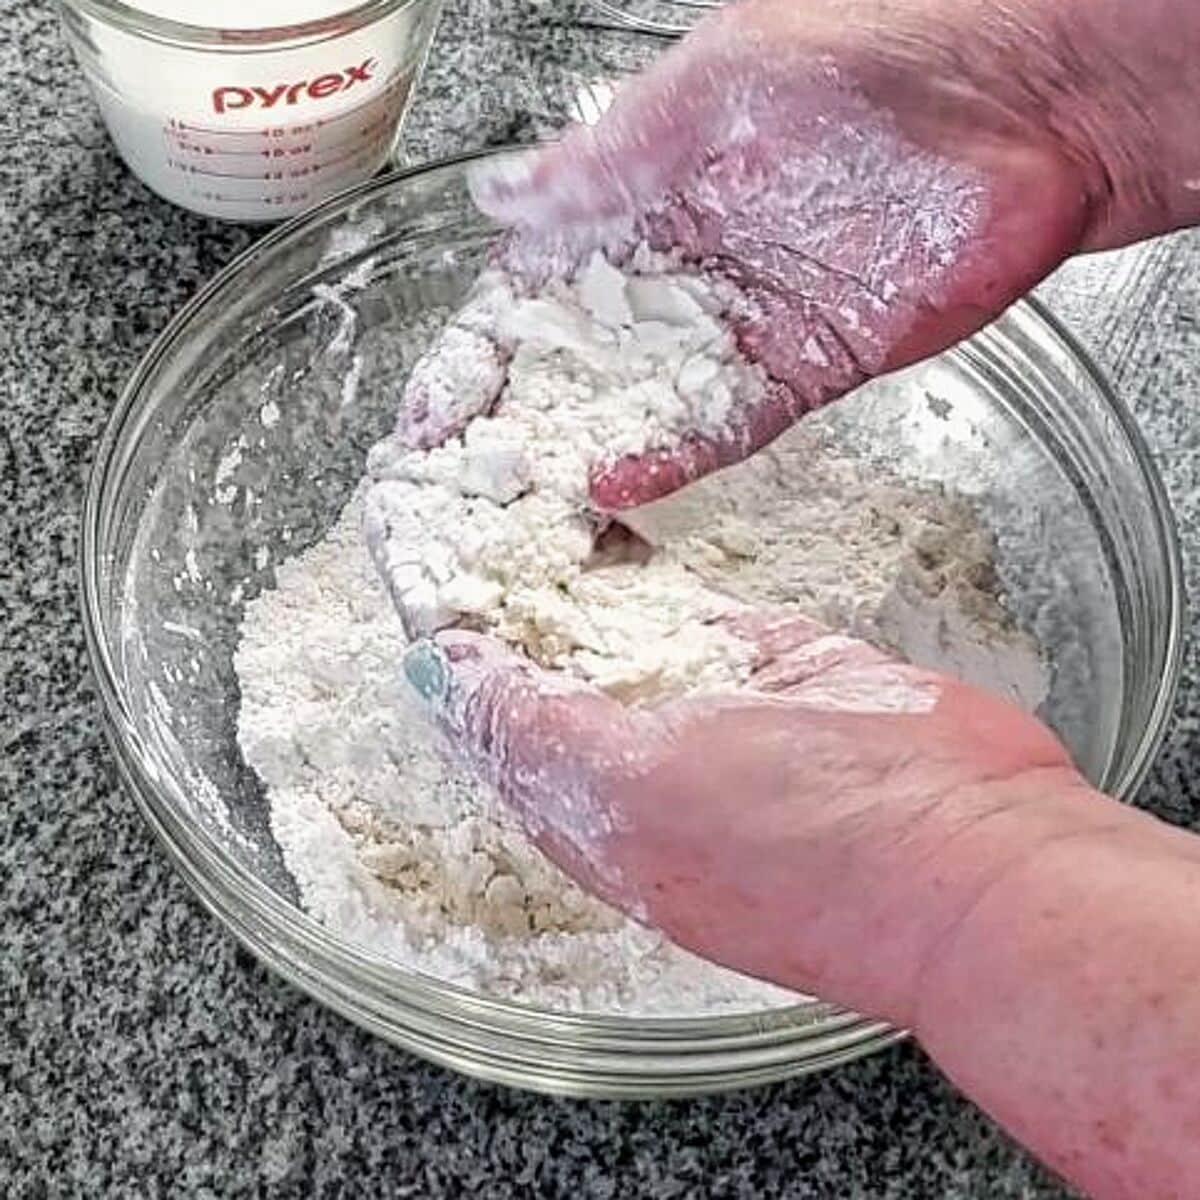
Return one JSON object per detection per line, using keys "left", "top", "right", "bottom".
{"left": 237, "top": 451, "right": 1047, "bottom": 1016}
{"left": 239, "top": 493, "right": 800, "bottom": 1014}
{"left": 235, "top": 249, "right": 1049, "bottom": 1017}
{"left": 363, "top": 248, "right": 767, "bottom": 704}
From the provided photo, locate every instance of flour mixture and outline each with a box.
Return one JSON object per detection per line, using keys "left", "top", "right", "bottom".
{"left": 235, "top": 247, "right": 1049, "bottom": 1017}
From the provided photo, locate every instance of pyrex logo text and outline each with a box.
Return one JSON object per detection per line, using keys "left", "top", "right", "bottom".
{"left": 212, "top": 59, "right": 376, "bottom": 115}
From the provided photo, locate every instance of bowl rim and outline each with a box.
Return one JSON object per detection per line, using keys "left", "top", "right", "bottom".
{"left": 581, "top": 0, "right": 700, "bottom": 38}
{"left": 79, "top": 145, "right": 1187, "bottom": 1057}
{"left": 57, "top": 0, "right": 428, "bottom": 49}
{"left": 1014, "top": 300, "right": 1185, "bottom": 802}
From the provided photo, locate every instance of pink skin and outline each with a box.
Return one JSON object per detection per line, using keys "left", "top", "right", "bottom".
{"left": 397, "top": 1, "right": 1200, "bottom": 1194}
{"left": 472, "top": 5, "right": 1086, "bottom": 506}
{"left": 396, "top": 379, "right": 477, "bottom": 451}
{"left": 414, "top": 626, "right": 1200, "bottom": 1199}
{"left": 394, "top": 328, "right": 509, "bottom": 450}
{"left": 425, "top": 617, "right": 1085, "bottom": 1009}
{"left": 473, "top": 0, "right": 1200, "bottom": 508}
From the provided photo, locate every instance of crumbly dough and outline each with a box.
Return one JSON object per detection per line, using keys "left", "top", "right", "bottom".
{"left": 235, "top": 248, "right": 1048, "bottom": 1015}
{"left": 364, "top": 248, "right": 1044, "bottom": 710}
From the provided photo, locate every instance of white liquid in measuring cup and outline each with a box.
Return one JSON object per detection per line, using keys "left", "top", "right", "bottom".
{"left": 64, "top": 0, "right": 443, "bottom": 221}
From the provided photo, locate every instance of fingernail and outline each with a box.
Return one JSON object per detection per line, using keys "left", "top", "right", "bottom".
{"left": 403, "top": 639, "right": 451, "bottom": 707}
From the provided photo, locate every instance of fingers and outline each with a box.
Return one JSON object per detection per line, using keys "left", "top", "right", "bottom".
{"left": 590, "top": 440, "right": 724, "bottom": 513}
{"left": 393, "top": 325, "right": 507, "bottom": 451}
{"left": 402, "top": 632, "right": 648, "bottom": 903}
{"left": 391, "top": 271, "right": 520, "bottom": 452}
{"left": 467, "top": 16, "right": 734, "bottom": 232}
{"left": 880, "top": 140, "right": 1092, "bottom": 376}
{"left": 588, "top": 379, "right": 810, "bottom": 510}
{"left": 719, "top": 608, "right": 899, "bottom": 694}
{"left": 719, "top": 608, "right": 828, "bottom": 658}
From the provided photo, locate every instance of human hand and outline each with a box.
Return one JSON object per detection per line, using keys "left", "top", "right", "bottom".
{"left": 469, "top": 0, "right": 1185, "bottom": 507}
{"left": 402, "top": 610, "right": 1098, "bottom": 1026}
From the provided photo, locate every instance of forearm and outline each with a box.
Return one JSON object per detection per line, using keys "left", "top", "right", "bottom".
{"left": 978, "top": 0, "right": 1200, "bottom": 249}
{"left": 792, "top": 0, "right": 1200, "bottom": 250}
{"left": 914, "top": 797, "right": 1200, "bottom": 1198}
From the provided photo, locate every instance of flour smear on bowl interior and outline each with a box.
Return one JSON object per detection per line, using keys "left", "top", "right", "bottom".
{"left": 234, "top": 247, "right": 1049, "bottom": 1017}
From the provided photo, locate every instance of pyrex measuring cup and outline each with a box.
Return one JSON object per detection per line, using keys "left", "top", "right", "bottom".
{"left": 58, "top": 0, "right": 445, "bottom": 222}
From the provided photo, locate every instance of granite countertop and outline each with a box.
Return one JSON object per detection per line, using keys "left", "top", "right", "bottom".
{"left": 5, "top": 0, "right": 1200, "bottom": 1194}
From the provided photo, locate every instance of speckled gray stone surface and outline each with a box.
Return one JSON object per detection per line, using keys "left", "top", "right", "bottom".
{"left": 4, "top": 0, "right": 1200, "bottom": 1195}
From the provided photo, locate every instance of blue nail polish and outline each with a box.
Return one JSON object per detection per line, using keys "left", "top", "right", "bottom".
{"left": 404, "top": 640, "right": 450, "bottom": 706}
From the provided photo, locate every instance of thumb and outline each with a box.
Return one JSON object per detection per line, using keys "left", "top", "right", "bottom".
{"left": 402, "top": 631, "right": 647, "bottom": 903}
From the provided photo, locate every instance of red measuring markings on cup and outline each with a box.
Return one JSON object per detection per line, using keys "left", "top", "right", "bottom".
{"left": 66, "top": 0, "right": 446, "bottom": 220}
{"left": 161, "top": 69, "right": 412, "bottom": 210}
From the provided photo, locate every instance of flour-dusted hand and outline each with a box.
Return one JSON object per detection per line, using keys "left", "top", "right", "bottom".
{"left": 469, "top": 0, "right": 1186, "bottom": 508}
{"left": 404, "top": 615, "right": 1200, "bottom": 1200}
{"left": 366, "top": 248, "right": 811, "bottom": 643}
{"left": 402, "top": 612, "right": 1087, "bottom": 1024}
{"left": 392, "top": 2, "right": 1200, "bottom": 1196}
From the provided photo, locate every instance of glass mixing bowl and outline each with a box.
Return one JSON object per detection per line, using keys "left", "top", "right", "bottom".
{"left": 582, "top": 0, "right": 712, "bottom": 37}
{"left": 81, "top": 148, "right": 1184, "bottom": 1098}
